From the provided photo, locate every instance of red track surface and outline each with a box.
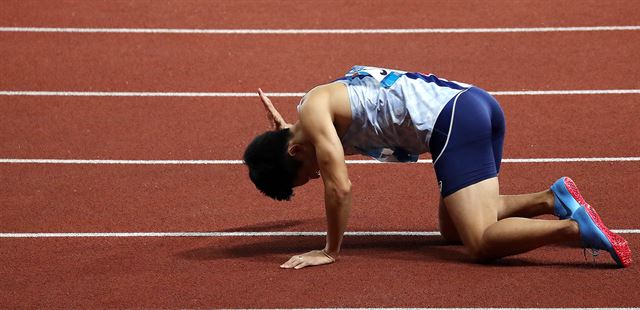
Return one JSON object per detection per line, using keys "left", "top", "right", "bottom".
{"left": 2, "top": 95, "right": 640, "bottom": 160}
{"left": 2, "top": 163, "right": 639, "bottom": 232}
{"left": 2, "top": 0, "right": 638, "bottom": 29}
{"left": 1, "top": 1, "right": 639, "bottom": 308}
{"left": 2, "top": 32, "right": 639, "bottom": 91}
{"left": 3, "top": 236, "right": 640, "bottom": 308}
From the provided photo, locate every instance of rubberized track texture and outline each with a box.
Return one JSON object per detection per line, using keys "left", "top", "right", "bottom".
{"left": 1, "top": 0, "right": 639, "bottom": 308}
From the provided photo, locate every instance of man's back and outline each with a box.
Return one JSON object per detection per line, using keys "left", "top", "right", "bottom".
{"left": 332, "top": 65, "right": 471, "bottom": 162}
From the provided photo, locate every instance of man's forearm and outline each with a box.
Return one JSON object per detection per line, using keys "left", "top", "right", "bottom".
{"left": 323, "top": 186, "right": 352, "bottom": 256}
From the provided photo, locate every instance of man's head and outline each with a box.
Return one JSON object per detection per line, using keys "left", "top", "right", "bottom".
{"left": 243, "top": 128, "right": 320, "bottom": 201}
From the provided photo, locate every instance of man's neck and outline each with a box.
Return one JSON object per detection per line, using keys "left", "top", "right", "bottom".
{"left": 289, "top": 122, "right": 307, "bottom": 145}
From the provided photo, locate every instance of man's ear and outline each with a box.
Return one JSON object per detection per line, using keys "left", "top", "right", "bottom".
{"left": 287, "top": 144, "right": 301, "bottom": 157}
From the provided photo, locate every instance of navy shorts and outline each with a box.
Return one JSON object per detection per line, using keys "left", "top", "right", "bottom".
{"left": 428, "top": 87, "right": 506, "bottom": 197}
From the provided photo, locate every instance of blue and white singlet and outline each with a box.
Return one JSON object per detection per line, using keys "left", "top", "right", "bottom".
{"left": 334, "top": 65, "right": 471, "bottom": 162}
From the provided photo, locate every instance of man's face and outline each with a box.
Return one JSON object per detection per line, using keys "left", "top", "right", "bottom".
{"left": 292, "top": 156, "right": 320, "bottom": 187}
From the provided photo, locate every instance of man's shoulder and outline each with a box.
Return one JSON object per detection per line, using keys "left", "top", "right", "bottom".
{"left": 299, "top": 83, "right": 342, "bottom": 111}
{"left": 302, "top": 82, "right": 349, "bottom": 118}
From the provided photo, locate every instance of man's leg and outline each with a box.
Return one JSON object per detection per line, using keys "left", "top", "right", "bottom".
{"left": 442, "top": 177, "right": 580, "bottom": 260}
{"left": 498, "top": 189, "right": 555, "bottom": 219}
{"left": 439, "top": 187, "right": 556, "bottom": 244}
{"left": 438, "top": 198, "right": 461, "bottom": 243}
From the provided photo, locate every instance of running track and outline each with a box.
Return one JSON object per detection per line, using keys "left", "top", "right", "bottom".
{"left": 1, "top": 1, "right": 639, "bottom": 308}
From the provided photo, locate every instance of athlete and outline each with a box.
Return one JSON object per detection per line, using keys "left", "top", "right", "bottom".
{"left": 243, "top": 65, "right": 632, "bottom": 269}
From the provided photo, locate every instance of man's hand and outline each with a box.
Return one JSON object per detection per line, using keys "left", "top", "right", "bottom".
{"left": 280, "top": 249, "right": 336, "bottom": 270}
{"left": 258, "top": 88, "right": 291, "bottom": 130}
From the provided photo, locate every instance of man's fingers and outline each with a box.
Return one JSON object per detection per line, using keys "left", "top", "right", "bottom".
{"left": 280, "top": 251, "right": 335, "bottom": 270}
{"left": 257, "top": 90, "right": 274, "bottom": 113}
{"left": 280, "top": 256, "right": 303, "bottom": 269}
{"left": 280, "top": 255, "right": 311, "bottom": 269}
{"left": 257, "top": 88, "right": 273, "bottom": 106}
{"left": 258, "top": 88, "right": 290, "bottom": 130}
{"left": 286, "top": 260, "right": 305, "bottom": 269}
{"left": 280, "top": 257, "right": 296, "bottom": 268}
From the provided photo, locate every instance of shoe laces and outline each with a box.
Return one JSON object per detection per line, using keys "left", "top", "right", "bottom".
{"left": 583, "top": 248, "right": 600, "bottom": 265}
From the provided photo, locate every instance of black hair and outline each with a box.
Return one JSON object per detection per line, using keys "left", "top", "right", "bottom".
{"left": 243, "top": 128, "right": 301, "bottom": 201}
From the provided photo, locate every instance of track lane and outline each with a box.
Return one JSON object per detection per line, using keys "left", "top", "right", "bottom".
{"left": 1, "top": 163, "right": 638, "bottom": 232}
{"left": 1, "top": 31, "right": 639, "bottom": 92}
{"left": 2, "top": 0, "right": 638, "bottom": 29}
{"left": 3, "top": 1, "right": 639, "bottom": 309}
{"left": 1, "top": 235, "right": 638, "bottom": 308}
{"left": 1, "top": 95, "right": 638, "bottom": 160}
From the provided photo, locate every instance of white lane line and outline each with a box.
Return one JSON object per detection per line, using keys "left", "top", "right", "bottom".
{"left": 0, "top": 90, "right": 302, "bottom": 97}
{"left": 0, "top": 91, "right": 301, "bottom": 97}
{"left": 0, "top": 159, "right": 245, "bottom": 165}
{"left": 1, "top": 89, "right": 640, "bottom": 97}
{"left": 0, "top": 232, "right": 436, "bottom": 238}
{"left": 263, "top": 308, "right": 640, "bottom": 310}
{"left": 1, "top": 26, "right": 639, "bottom": 34}
{"left": 500, "top": 157, "right": 640, "bottom": 163}
{"left": 1, "top": 230, "right": 639, "bottom": 238}
{"left": 1, "top": 157, "right": 639, "bottom": 165}
{"left": 268, "top": 309, "right": 640, "bottom": 310}
{"left": 491, "top": 89, "right": 640, "bottom": 96}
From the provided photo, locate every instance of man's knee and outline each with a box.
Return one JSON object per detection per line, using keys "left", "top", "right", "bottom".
{"left": 439, "top": 224, "right": 462, "bottom": 244}
{"left": 465, "top": 242, "right": 493, "bottom": 262}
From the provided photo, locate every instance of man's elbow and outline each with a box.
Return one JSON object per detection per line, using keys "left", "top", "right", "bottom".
{"left": 326, "top": 180, "right": 352, "bottom": 200}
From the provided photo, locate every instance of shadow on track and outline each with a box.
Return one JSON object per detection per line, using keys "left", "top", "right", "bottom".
{"left": 176, "top": 220, "right": 621, "bottom": 269}
{"left": 218, "top": 219, "right": 311, "bottom": 232}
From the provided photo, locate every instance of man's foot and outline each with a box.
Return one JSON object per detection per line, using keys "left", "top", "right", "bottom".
{"left": 550, "top": 177, "right": 585, "bottom": 219}
{"left": 571, "top": 205, "right": 632, "bottom": 267}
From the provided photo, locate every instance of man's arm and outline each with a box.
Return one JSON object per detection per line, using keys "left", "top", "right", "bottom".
{"left": 315, "top": 131, "right": 352, "bottom": 257}
{"left": 301, "top": 91, "right": 352, "bottom": 256}
{"left": 280, "top": 90, "right": 352, "bottom": 269}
